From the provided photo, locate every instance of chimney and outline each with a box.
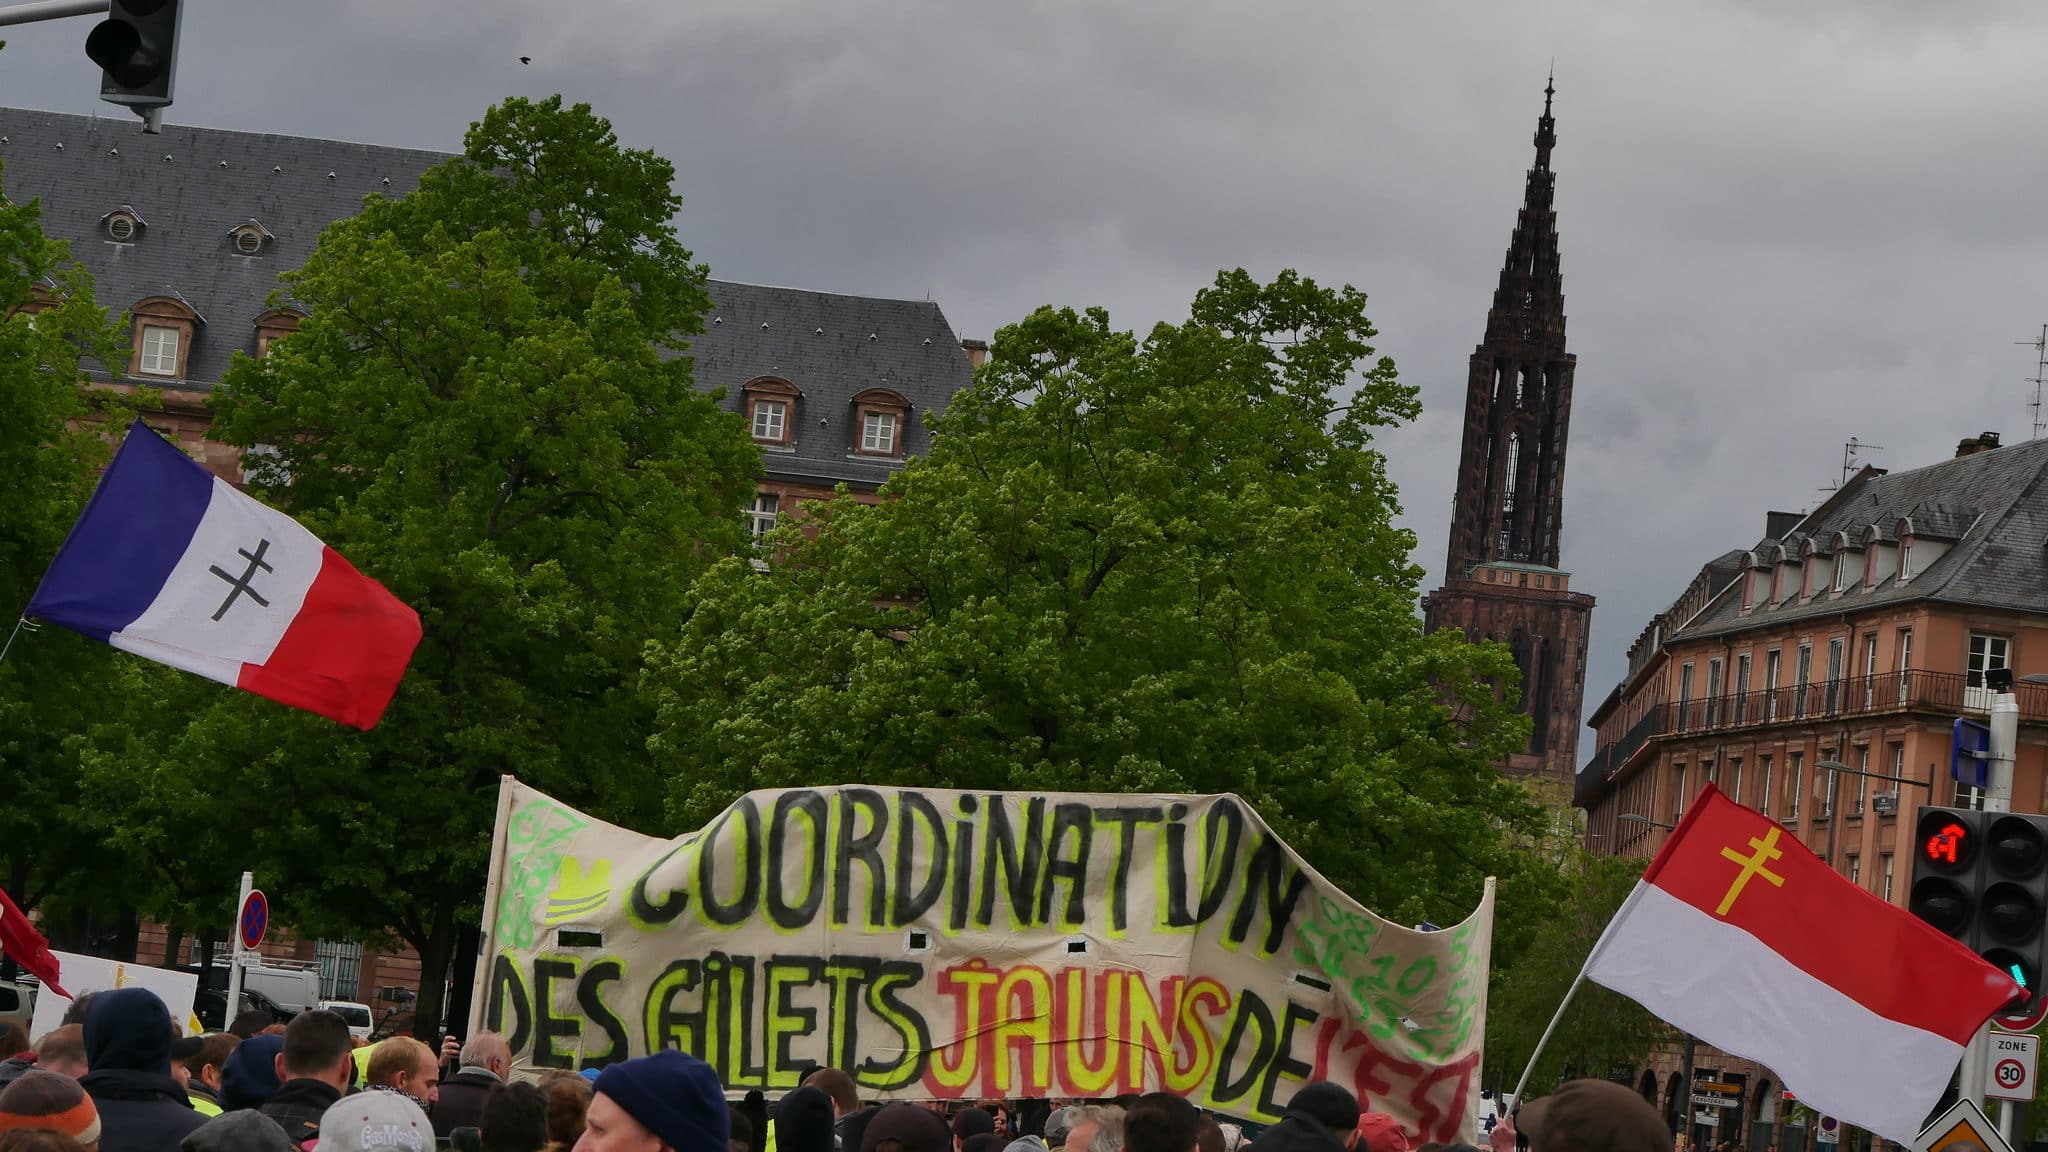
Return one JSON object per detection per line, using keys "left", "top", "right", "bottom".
{"left": 1765, "top": 511, "right": 1803, "bottom": 540}
{"left": 960, "top": 339, "right": 989, "bottom": 369}
{"left": 1955, "top": 431, "right": 2002, "bottom": 458}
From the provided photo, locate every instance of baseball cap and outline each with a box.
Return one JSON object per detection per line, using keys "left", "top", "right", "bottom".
{"left": 1357, "top": 1113, "right": 1412, "bottom": 1152}
{"left": 1518, "top": 1080, "right": 1672, "bottom": 1152}
{"left": 317, "top": 1088, "right": 434, "bottom": 1152}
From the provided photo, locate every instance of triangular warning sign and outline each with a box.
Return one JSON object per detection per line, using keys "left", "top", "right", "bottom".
{"left": 1916, "top": 1098, "right": 2013, "bottom": 1152}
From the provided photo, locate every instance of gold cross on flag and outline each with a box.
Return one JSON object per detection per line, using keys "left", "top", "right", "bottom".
{"left": 1716, "top": 827, "right": 1786, "bottom": 915}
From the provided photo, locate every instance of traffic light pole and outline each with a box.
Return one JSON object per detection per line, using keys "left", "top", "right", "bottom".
{"left": 1960, "top": 687, "right": 2020, "bottom": 1117}
{"left": 0, "top": 0, "right": 108, "bottom": 27}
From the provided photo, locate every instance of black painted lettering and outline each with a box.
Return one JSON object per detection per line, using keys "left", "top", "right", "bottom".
{"left": 834, "top": 789, "right": 891, "bottom": 928}
{"left": 699, "top": 798, "right": 763, "bottom": 927}
{"left": 1230, "top": 832, "right": 1310, "bottom": 956}
{"left": 1198, "top": 799, "right": 1245, "bottom": 921}
{"left": 484, "top": 953, "right": 531, "bottom": 1056}
{"left": 1094, "top": 805, "right": 1164, "bottom": 932}
{"left": 575, "top": 960, "right": 630, "bottom": 1070}
{"left": 1211, "top": 989, "right": 1276, "bottom": 1106}
{"left": 531, "top": 958, "right": 579, "bottom": 1070}
{"left": 767, "top": 791, "right": 828, "bottom": 931}
{"left": 977, "top": 796, "right": 1047, "bottom": 928}
{"left": 1257, "top": 1000, "right": 1320, "bottom": 1117}
{"left": 892, "top": 792, "right": 949, "bottom": 924}
{"left": 643, "top": 959, "right": 704, "bottom": 1057}
{"left": 1163, "top": 804, "right": 1196, "bottom": 928}
{"left": 1040, "top": 803, "right": 1096, "bottom": 927}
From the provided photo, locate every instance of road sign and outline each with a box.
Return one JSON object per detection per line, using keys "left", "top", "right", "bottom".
{"left": 238, "top": 889, "right": 268, "bottom": 951}
{"left": 1986, "top": 1029, "right": 2039, "bottom": 1101}
{"left": 1817, "top": 1117, "right": 1840, "bottom": 1146}
{"left": 1996, "top": 991, "right": 2048, "bottom": 1032}
{"left": 1917, "top": 1097, "right": 2013, "bottom": 1152}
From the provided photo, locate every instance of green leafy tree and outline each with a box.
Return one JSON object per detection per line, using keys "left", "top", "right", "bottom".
{"left": 1485, "top": 851, "right": 1666, "bottom": 1095}
{"left": 644, "top": 268, "right": 1540, "bottom": 924}
{"left": 0, "top": 144, "right": 136, "bottom": 925}
{"left": 128, "top": 96, "right": 761, "bottom": 1038}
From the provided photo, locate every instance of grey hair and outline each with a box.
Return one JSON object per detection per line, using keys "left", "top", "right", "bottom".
{"left": 459, "top": 1030, "right": 510, "bottom": 1069}
{"left": 1088, "top": 1106, "right": 1124, "bottom": 1152}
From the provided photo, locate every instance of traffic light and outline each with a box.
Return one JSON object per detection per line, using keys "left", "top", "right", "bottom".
{"left": 84, "top": 0, "right": 182, "bottom": 117}
{"left": 1909, "top": 806, "right": 2048, "bottom": 1020}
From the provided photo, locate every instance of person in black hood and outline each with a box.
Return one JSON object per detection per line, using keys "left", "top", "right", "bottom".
{"left": 1256, "top": 1082, "right": 1362, "bottom": 1152}
{"left": 79, "top": 987, "right": 208, "bottom": 1152}
{"left": 775, "top": 1086, "right": 836, "bottom": 1152}
{"left": 257, "top": 1011, "right": 354, "bottom": 1149}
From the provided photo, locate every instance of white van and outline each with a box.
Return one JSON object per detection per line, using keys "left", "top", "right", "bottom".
{"left": 322, "top": 1000, "right": 373, "bottom": 1040}
{"left": 194, "top": 960, "right": 324, "bottom": 1018}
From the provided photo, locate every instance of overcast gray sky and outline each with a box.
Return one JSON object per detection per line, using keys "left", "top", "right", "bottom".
{"left": 6, "top": 1, "right": 2047, "bottom": 757}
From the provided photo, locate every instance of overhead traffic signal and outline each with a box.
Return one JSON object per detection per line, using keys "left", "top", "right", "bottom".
{"left": 84, "top": 0, "right": 182, "bottom": 116}
{"left": 1909, "top": 806, "right": 2048, "bottom": 1023}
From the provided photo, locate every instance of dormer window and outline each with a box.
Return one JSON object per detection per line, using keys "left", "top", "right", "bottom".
{"left": 228, "top": 220, "right": 274, "bottom": 256}
{"left": 127, "top": 295, "right": 202, "bottom": 380}
{"left": 102, "top": 206, "right": 145, "bottom": 244}
{"left": 253, "top": 308, "right": 303, "bottom": 358}
{"left": 850, "top": 388, "right": 911, "bottom": 458}
{"left": 740, "top": 377, "right": 800, "bottom": 448}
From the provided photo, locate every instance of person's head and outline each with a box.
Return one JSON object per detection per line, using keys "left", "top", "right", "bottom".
{"left": 0, "top": 1023, "right": 29, "bottom": 1060}
{"left": 368, "top": 1038, "right": 441, "bottom": 1106}
{"left": 31, "top": 1029, "right": 84, "bottom": 1080}
{"left": 226, "top": 1011, "right": 274, "bottom": 1041}
{"left": 726, "top": 1112, "right": 753, "bottom": 1152}
{"left": 1195, "top": 1121, "right": 1225, "bottom": 1152}
{"left": 1356, "top": 1114, "right": 1411, "bottom": 1152}
{"left": 1287, "top": 1083, "right": 1362, "bottom": 1148}
{"left": 0, "top": 1131, "right": 90, "bottom": 1152}
{"left": 541, "top": 1073, "right": 593, "bottom": 1149}
{"left": 185, "top": 1033, "right": 242, "bottom": 1090}
{"left": 483, "top": 1082, "right": 552, "bottom": 1152}
{"left": 180, "top": 1111, "right": 295, "bottom": 1152}
{"left": 975, "top": 1105, "right": 1009, "bottom": 1140}
{"left": 57, "top": 996, "right": 95, "bottom": 1030}
{"left": 1518, "top": 1080, "right": 1673, "bottom": 1152}
{"left": 219, "top": 1034, "right": 285, "bottom": 1111}
{"left": 317, "top": 1089, "right": 434, "bottom": 1152}
{"left": 1062, "top": 1107, "right": 1122, "bottom": 1152}
{"left": 858, "top": 1104, "right": 952, "bottom": 1152}
{"left": 951, "top": 1109, "right": 994, "bottom": 1152}
{"left": 1123, "top": 1095, "right": 1199, "bottom": 1152}
{"left": 461, "top": 1033, "right": 514, "bottom": 1079}
{"left": 578, "top": 1050, "right": 727, "bottom": 1152}
{"left": 82, "top": 989, "right": 175, "bottom": 1076}
{"left": 276, "top": 1010, "right": 354, "bottom": 1091}
{"left": 0, "top": 1069, "right": 101, "bottom": 1152}
{"left": 800, "top": 1070, "right": 859, "bottom": 1119}
{"left": 775, "top": 1086, "right": 836, "bottom": 1152}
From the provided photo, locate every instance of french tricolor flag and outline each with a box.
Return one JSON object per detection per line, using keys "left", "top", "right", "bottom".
{"left": 25, "top": 422, "right": 421, "bottom": 730}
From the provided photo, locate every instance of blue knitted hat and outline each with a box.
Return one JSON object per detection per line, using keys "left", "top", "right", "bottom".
{"left": 594, "top": 1050, "right": 728, "bottom": 1152}
{"left": 220, "top": 1033, "right": 285, "bottom": 1110}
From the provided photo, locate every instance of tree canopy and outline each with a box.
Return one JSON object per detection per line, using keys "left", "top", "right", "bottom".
{"left": 129, "top": 96, "right": 760, "bottom": 1037}
{"left": 0, "top": 147, "right": 134, "bottom": 928}
{"left": 645, "top": 268, "right": 1542, "bottom": 928}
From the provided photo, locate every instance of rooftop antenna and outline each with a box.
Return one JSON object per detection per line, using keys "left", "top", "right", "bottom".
{"left": 1840, "top": 436, "right": 1883, "bottom": 487}
{"left": 2019, "top": 323, "right": 2048, "bottom": 439}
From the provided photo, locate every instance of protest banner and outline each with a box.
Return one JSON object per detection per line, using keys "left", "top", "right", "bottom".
{"left": 474, "top": 779, "right": 1493, "bottom": 1141}
{"left": 29, "top": 950, "right": 201, "bottom": 1039}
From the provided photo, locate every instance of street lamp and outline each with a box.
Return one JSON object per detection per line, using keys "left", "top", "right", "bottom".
{"left": 1619, "top": 813, "right": 1677, "bottom": 830}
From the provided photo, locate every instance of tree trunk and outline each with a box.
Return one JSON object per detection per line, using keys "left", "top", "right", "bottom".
{"left": 113, "top": 910, "right": 139, "bottom": 963}
{"left": 163, "top": 924, "right": 184, "bottom": 969}
{"left": 409, "top": 892, "right": 459, "bottom": 1046}
{"left": 445, "top": 921, "right": 480, "bottom": 1043}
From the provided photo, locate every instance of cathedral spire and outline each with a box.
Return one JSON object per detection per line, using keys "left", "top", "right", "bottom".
{"left": 1534, "top": 71, "right": 1556, "bottom": 171}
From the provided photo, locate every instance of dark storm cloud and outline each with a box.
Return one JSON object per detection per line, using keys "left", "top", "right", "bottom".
{"left": 5, "top": 0, "right": 2046, "bottom": 754}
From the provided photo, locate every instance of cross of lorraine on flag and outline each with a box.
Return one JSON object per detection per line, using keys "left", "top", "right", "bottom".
{"left": 24, "top": 421, "right": 421, "bottom": 730}
{"left": 1586, "top": 784, "right": 2022, "bottom": 1145}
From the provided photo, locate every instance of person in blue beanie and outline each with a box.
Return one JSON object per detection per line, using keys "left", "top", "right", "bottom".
{"left": 219, "top": 1035, "right": 286, "bottom": 1112}
{"left": 575, "top": 1050, "right": 727, "bottom": 1152}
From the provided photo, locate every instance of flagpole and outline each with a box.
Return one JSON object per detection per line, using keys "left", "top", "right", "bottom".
{"left": 0, "top": 616, "right": 29, "bottom": 665}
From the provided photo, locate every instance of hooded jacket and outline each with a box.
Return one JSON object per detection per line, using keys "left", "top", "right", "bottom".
{"left": 1253, "top": 1115, "right": 1353, "bottom": 1152}
{"left": 78, "top": 988, "right": 208, "bottom": 1152}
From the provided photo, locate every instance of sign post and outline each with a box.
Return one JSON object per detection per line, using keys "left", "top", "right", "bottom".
{"left": 224, "top": 871, "right": 259, "bottom": 1022}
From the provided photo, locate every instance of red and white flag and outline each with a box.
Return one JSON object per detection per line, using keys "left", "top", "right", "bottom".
{"left": 1586, "top": 785, "right": 2021, "bottom": 1144}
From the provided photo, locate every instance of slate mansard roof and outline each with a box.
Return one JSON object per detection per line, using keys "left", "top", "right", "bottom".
{"left": 1678, "top": 434, "right": 2048, "bottom": 640}
{"left": 0, "top": 107, "right": 975, "bottom": 490}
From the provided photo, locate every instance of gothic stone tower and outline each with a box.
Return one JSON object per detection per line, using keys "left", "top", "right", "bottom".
{"left": 1422, "top": 80, "right": 1595, "bottom": 780}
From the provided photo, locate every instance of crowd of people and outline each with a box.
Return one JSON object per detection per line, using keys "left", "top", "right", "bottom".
{"left": 0, "top": 989, "right": 1670, "bottom": 1152}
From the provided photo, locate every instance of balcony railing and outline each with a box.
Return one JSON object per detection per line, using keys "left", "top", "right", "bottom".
{"left": 1587, "top": 670, "right": 2048, "bottom": 779}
